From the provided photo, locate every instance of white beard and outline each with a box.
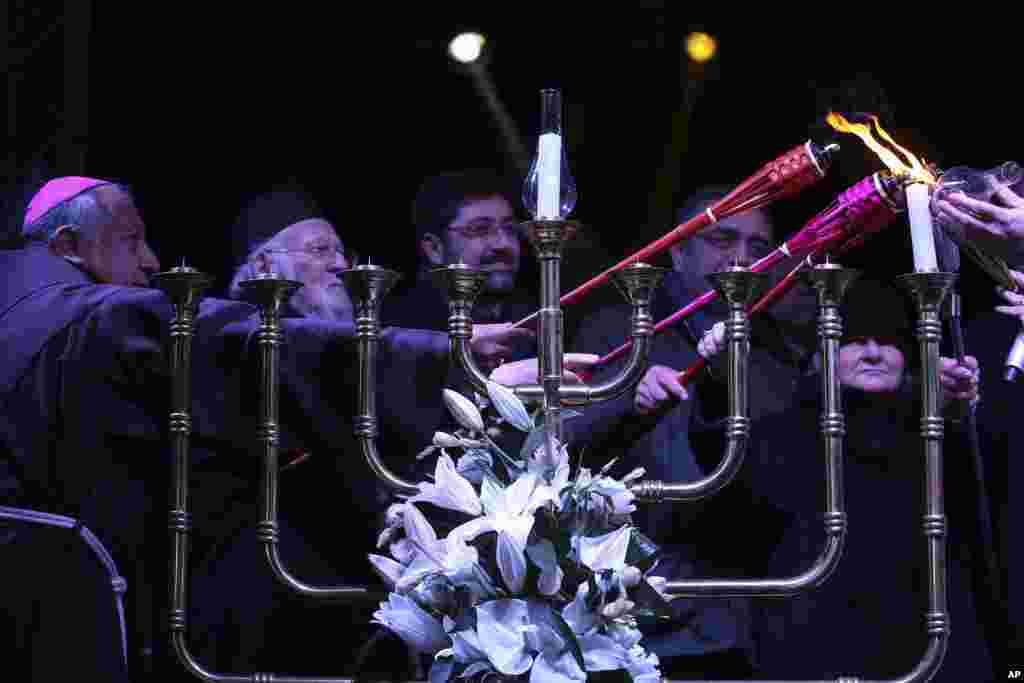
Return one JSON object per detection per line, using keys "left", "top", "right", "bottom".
{"left": 270, "top": 255, "right": 354, "bottom": 323}
{"left": 290, "top": 285, "right": 354, "bottom": 323}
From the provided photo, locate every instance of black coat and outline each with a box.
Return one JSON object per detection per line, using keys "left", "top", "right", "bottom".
{"left": 963, "top": 311, "right": 1022, "bottom": 668}
{"left": 695, "top": 376, "right": 995, "bottom": 680}
{"left": 381, "top": 279, "right": 537, "bottom": 463}
{"left": 0, "top": 246, "right": 452, "bottom": 678}
{"left": 565, "top": 271, "right": 813, "bottom": 669}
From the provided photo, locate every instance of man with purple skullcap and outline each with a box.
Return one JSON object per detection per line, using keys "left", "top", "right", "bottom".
{"left": 23, "top": 176, "right": 111, "bottom": 228}
{"left": 19, "top": 176, "right": 160, "bottom": 286}
{"left": 1, "top": 177, "right": 527, "bottom": 680}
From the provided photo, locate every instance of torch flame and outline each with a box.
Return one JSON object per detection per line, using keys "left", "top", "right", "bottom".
{"left": 826, "top": 112, "right": 937, "bottom": 185}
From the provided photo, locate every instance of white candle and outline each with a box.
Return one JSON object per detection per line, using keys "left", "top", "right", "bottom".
{"left": 906, "top": 182, "right": 938, "bottom": 272}
{"left": 537, "top": 132, "right": 562, "bottom": 219}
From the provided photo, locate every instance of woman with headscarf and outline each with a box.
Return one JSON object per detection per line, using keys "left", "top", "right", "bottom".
{"left": 691, "top": 276, "right": 993, "bottom": 681}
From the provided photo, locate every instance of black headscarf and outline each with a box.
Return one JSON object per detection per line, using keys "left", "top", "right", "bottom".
{"left": 841, "top": 276, "right": 915, "bottom": 359}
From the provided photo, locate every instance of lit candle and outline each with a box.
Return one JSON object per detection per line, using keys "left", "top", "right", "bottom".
{"left": 905, "top": 182, "right": 938, "bottom": 272}
{"left": 537, "top": 132, "right": 562, "bottom": 219}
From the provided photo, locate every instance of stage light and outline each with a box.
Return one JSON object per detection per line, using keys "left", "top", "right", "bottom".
{"left": 685, "top": 32, "right": 717, "bottom": 63}
{"left": 449, "top": 32, "right": 486, "bottom": 64}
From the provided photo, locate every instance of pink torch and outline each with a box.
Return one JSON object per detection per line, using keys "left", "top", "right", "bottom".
{"left": 583, "top": 171, "right": 905, "bottom": 380}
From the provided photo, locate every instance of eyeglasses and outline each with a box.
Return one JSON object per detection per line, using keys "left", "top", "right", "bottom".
{"left": 447, "top": 221, "right": 524, "bottom": 241}
{"left": 264, "top": 244, "right": 352, "bottom": 262}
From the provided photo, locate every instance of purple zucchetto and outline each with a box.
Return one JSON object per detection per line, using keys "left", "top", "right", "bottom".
{"left": 23, "top": 176, "right": 113, "bottom": 231}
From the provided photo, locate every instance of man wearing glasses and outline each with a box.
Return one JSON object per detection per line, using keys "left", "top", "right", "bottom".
{"left": 386, "top": 169, "right": 533, "bottom": 335}
{"left": 567, "top": 186, "right": 820, "bottom": 678}
{"left": 228, "top": 188, "right": 356, "bottom": 321}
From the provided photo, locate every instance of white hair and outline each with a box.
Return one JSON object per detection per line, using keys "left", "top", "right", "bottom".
{"left": 227, "top": 231, "right": 293, "bottom": 299}
{"left": 227, "top": 227, "right": 353, "bottom": 322}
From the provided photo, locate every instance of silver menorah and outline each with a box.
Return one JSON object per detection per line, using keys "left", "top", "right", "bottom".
{"left": 151, "top": 102, "right": 956, "bottom": 683}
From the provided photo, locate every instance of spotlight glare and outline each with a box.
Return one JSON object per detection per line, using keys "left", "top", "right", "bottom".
{"left": 686, "top": 32, "right": 717, "bottom": 63}
{"left": 449, "top": 32, "right": 486, "bottom": 64}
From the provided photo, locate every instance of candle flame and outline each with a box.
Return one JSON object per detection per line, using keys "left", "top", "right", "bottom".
{"left": 826, "top": 112, "right": 937, "bottom": 185}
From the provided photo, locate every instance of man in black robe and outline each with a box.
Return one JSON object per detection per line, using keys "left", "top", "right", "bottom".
{"left": 566, "top": 187, "right": 818, "bottom": 677}
{"left": 382, "top": 170, "right": 538, "bottom": 460}
{"left": 0, "top": 177, "right": 521, "bottom": 681}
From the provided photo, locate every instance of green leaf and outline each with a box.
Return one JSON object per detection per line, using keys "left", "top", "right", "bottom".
{"left": 629, "top": 578, "right": 675, "bottom": 622}
{"left": 482, "top": 434, "right": 526, "bottom": 478}
{"left": 520, "top": 427, "right": 548, "bottom": 461}
{"left": 526, "top": 601, "right": 586, "bottom": 672}
{"left": 456, "top": 449, "right": 495, "bottom": 485}
{"left": 626, "top": 528, "right": 662, "bottom": 573}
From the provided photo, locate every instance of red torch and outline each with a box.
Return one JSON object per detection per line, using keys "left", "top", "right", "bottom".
{"left": 585, "top": 171, "right": 905, "bottom": 379}
{"left": 512, "top": 140, "right": 838, "bottom": 328}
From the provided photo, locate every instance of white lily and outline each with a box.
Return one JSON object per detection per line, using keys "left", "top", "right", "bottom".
{"left": 523, "top": 617, "right": 587, "bottom": 683}
{"left": 402, "top": 453, "right": 482, "bottom": 517}
{"left": 530, "top": 440, "right": 572, "bottom": 499}
{"left": 525, "top": 539, "right": 564, "bottom": 596}
{"left": 367, "top": 553, "right": 405, "bottom": 588}
{"left": 590, "top": 466, "right": 645, "bottom": 515}
{"left": 475, "top": 599, "right": 534, "bottom": 676}
{"left": 562, "top": 582, "right": 598, "bottom": 637}
{"left": 371, "top": 593, "right": 450, "bottom": 654}
{"left": 452, "top": 472, "right": 555, "bottom": 593}
{"left": 576, "top": 617, "right": 660, "bottom": 678}
{"left": 443, "top": 389, "right": 485, "bottom": 433}
{"left": 376, "top": 503, "right": 407, "bottom": 548}
{"left": 486, "top": 380, "right": 533, "bottom": 432}
{"left": 395, "top": 503, "right": 480, "bottom": 593}
{"left": 575, "top": 524, "right": 632, "bottom": 573}
{"left": 389, "top": 537, "right": 417, "bottom": 566}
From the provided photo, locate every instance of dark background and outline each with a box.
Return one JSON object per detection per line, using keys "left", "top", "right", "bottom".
{"left": 5, "top": 6, "right": 1021, "bottom": 315}
{"left": 5, "top": 5, "right": 1018, "bottom": 673}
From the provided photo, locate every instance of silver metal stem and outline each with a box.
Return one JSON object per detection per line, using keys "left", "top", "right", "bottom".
{"left": 658, "top": 264, "right": 852, "bottom": 598}
{"left": 431, "top": 264, "right": 491, "bottom": 397}
{"left": 893, "top": 271, "right": 957, "bottom": 683}
{"left": 344, "top": 265, "right": 419, "bottom": 494}
{"left": 156, "top": 269, "right": 372, "bottom": 681}
{"left": 514, "top": 333, "right": 652, "bottom": 406}
{"left": 539, "top": 247, "right": 566, "bottom": 444}
{"left": 241, "top": 274, "right": 381, "bottom": 602}
{"left": 632, "top": 267, "right": 764, "bottom": 503}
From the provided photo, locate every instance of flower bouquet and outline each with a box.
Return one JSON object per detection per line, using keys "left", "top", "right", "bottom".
{"left": 368, "top": 382, "right": 671, "bottom": 682}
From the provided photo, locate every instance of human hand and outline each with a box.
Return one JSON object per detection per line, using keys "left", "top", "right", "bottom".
{"left": 696, "top": 321, "right": 726, "bottom": 360}
{"left": 489, "top": 353, "right": 600, "bottom": 386}
{"left": 939, "top": 355, "right": 979, "bottom": 406}
{"left": 932, "top": 181, "right": 1024, "bottom": 248}
{"left": 995, "top": 269, "right": 1024, "bottom": 321}
{"left": 634, "top": 365, "right": 690, "bottom": 416}
{"left": 470, "top": 323, "right": 535, "bottom": 371}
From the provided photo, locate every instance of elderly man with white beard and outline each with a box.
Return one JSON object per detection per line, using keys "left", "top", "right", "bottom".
{"left": 224, "top": 187, "right": 537, "bottom": 677}
{"left": 228, "top": 192, "right": 355, "bottom": 321}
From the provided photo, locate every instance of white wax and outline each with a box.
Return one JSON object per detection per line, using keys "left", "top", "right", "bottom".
{"left": 537, "top": 132, "right": 562, "bottom": 219}
{"left": 906, "top": 183, "right": 938, "bottom": 272}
